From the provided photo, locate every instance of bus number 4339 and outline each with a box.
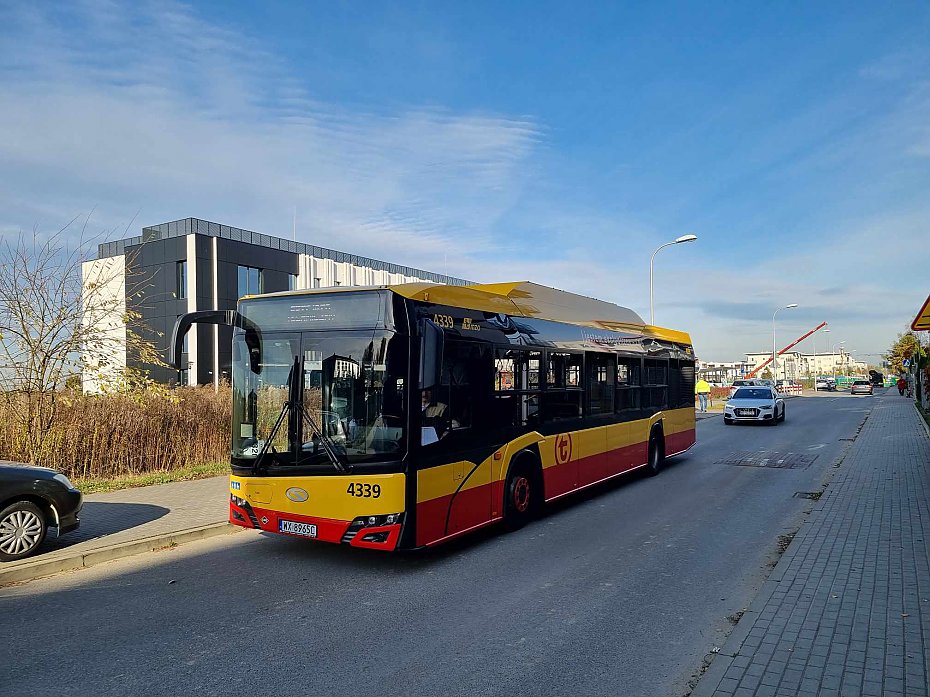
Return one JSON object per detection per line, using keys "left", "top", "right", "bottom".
{"left": 346, "top": 483, "right": 381, "bottom": 498}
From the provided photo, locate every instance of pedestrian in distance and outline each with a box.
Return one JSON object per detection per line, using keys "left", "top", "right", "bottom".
{"left": 897, "top": 376, "right": 907, "bottom": 396}
{"left": 695, "top": 377, "right": 711, "bottom": 412}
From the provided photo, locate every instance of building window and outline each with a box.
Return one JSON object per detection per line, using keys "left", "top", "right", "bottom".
{"left": 237, "top": 265, "right": 262, "bottom": 297}
{"left": 176, "top": 261, "right": 187, "bottom": 299}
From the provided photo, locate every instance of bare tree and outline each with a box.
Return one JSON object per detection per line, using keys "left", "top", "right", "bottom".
{"left": 0, "top": 218, "right": 164, "bottom": 466}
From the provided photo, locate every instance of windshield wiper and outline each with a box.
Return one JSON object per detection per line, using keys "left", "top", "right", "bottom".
{"left": 252, "top": 400, "right": 289, "bottom": 475}
{"left": 299, "top": 405, "right": 351, "bottom": 473}
{"left": 252, "top": 360, "right": 297, "bottom": 475}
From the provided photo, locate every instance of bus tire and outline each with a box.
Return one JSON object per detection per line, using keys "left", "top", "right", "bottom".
{"left": 645, "top": 428, "right": 664, "bottom": 477}
{"left": 503, "top": 457, "right": 539, "bottom": 531}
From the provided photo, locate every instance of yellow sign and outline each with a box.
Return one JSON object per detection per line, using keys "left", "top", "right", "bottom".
{"left": 913, "top": 294, "right": 930, "bottom": 331}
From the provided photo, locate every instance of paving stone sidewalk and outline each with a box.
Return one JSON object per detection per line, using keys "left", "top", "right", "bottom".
{"left": 1, "top": 475, "right": 230, "bottom": 579}
{"left": 693, "top": 393, "right": 930, "bottom": 697}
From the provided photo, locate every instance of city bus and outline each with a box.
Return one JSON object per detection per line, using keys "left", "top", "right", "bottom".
{"left": 170, "top": 281, "right": 696, "bottom": 551}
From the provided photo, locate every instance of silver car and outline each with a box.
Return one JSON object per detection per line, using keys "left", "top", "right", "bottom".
{"left": 728, "top": 378, "right": 765, "bottom": 398}
{"left": 724, "top": 387, "right": 786, "bottom": 425}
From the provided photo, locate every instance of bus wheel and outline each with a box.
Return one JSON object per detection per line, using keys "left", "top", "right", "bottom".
{"left": 504, "top": 460, "right": 538, "bottom": 530}
{"left": 645, "top": 430, "right": 664, "bottom": 477}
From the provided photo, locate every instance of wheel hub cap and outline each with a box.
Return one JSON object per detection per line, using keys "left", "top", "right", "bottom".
{"left": 0, "top": 510, "right": 43, "bottom": 556}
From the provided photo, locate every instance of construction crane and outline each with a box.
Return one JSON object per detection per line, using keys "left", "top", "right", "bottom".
{"left": 746, "top": 321, "right": 828, "bottom": 378}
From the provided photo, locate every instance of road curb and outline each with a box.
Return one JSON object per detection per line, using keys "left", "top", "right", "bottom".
{"left": 0, "top": 521, "right": 241, "bottom": 587}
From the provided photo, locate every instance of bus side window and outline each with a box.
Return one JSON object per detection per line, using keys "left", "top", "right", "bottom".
{"left": 586, "top": 352, "right": 615, "bottom": 414}
{"left": 644, "top": 359, "right": 668, "bottom": 410}
{"left": 677, "top": 359, "right": 695, "bottom": 408}
{"left": 616, "top": 358, "right": 641, "bottom": 412}
{"left": 433, "top": 340, "right": 493, "bottom": 434}
{"left": 668, "top": 358, "right": 695, "bottom": 408}
{"left": 494, "top": 348, "right": 541, "bottom": 428}
{"left": 543, "top": 351, "right": 583, "bottom": 421}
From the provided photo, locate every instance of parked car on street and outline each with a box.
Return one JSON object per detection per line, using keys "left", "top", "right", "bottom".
{"left": 728, "top": 378, "right": 764, "bottom": 398}
{"left": 850, "top": 380, "right": 874, "bottom": 396}
{"left": 0, "top": 462, "right": 82, "bottom": 561}
{"left": 724, "top": 387, "right": 786, "bottom": 425}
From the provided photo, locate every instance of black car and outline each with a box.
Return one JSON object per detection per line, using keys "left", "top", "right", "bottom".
{"left": 0, "top": 462, "right": 82, "bottom": 561}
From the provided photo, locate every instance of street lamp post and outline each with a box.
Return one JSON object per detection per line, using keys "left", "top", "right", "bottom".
{"left": 832, "top": 341, "right": 845, "bottom": 383}
{"left": 649, "top": 234, "right": 697, "bottom": 325}
{"left": 773, "top": 304, "right": 799, "bottom": 383}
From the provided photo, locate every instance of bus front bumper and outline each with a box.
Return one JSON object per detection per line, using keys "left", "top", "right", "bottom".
{"left": 229, "top": 495, "right": 403, "bottom": 551}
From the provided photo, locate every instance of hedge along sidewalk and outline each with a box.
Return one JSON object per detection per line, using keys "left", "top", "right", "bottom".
{"left": 0, "top": 475, "right": 238, "bottom": 586}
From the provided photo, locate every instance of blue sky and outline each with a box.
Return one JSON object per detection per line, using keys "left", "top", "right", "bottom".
{"left": 1, "top": 1, "right": 928, "bottom": 362}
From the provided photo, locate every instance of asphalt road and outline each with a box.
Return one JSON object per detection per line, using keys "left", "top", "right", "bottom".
{"left": 0, "top": 393, "right": 878, "bottom": 697}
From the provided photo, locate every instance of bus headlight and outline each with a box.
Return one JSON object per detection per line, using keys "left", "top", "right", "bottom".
{"left": 350, "top": 513, "right": 404, "bottom": 528}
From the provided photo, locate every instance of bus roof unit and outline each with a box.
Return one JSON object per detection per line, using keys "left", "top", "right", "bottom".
{"left": 251, "top": 280, "right": 691, "bottom": 345}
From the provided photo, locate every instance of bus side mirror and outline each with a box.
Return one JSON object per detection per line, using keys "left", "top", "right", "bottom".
{"left": 419, "top": 319, "right": 444, "bottom": 390}
{"left": 170, "top": 310, "right": 262, "bottom": 373}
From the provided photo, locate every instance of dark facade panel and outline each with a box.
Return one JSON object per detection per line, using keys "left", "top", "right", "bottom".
{"left": 105, "top": 219, "right": 467, "bottom": 388}
{"left": 262, "top": 270, "right": 290, "bottom": 294}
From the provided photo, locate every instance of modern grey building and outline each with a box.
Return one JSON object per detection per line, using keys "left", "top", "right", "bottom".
{"left": 81, "top": 217, "right": 468, "bottom": 391}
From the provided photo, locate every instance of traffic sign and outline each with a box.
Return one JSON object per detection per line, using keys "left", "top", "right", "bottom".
{"left": 903, "top": 359, "right": 910, "bottom": 368}
{"left": 912, "top": 294, "right": 930, "bottom": 331}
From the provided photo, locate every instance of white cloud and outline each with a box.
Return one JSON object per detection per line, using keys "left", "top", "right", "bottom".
{"left": 0, "top": 1, "right": 540, "bottom": 272}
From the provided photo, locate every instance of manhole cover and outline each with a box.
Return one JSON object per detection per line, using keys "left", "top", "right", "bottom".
{"left": 717, "top": 451, "right": 818, "bottom": 469}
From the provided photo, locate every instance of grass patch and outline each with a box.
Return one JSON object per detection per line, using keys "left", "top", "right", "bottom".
{"left": 918, "top": 403, "right": 930, "bottom": 431}
{"left": 74, "top": 460, "right": 229, "bottom": 494}
{"left": 776, "top": 531, "right": 796, "bottom": 554}
{"left": 726, "top": 609, "right": 747, "bottom": 626}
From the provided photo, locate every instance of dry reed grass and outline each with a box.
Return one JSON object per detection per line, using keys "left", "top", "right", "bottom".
{"left": 0, "top": 385, "right": 231, "bottom": 480}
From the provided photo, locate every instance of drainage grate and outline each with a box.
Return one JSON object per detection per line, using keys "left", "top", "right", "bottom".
{"left": 794, "top": 491, "right": 822, "bottom": 500}
{"left": 717, "top": 451, "right": 818, "bottom": 469}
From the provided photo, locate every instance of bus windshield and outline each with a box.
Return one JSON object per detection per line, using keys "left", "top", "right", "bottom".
{"left": 231, "top": 329, "right": 408, "bottom": 468}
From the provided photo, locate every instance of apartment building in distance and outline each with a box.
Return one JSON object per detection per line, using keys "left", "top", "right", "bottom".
{"left": 698, "top": 349, "right": 868, "bottom": 385}
{"left": 744, "top": 349, "right": 867, "bottom": 381}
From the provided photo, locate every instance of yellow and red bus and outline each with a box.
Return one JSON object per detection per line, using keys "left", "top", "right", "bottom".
{"left": 171, "top": 281, "right": 696, "bottom": 551}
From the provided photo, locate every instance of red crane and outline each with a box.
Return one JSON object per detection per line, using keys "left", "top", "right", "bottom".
{"left": 746, "top": 322, "right": 828, "bottom": 378}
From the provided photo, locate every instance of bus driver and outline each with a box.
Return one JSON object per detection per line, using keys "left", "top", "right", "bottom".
{"left": 421, "top": 389, "right": 450, "bottom": 439}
